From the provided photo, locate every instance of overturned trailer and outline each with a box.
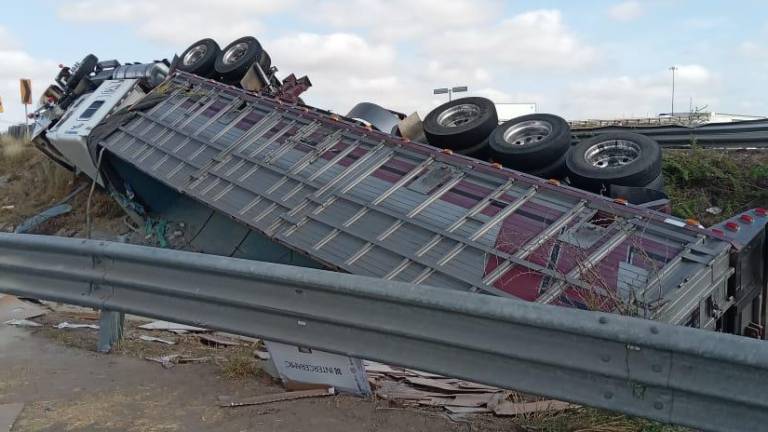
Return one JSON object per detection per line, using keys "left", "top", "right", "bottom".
{"left": 30, "top": 45, "right": 767, "bottom": 339}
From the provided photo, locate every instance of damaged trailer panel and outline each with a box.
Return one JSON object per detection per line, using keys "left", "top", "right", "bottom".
{"left": 87, "top": 72, "right": 764, "bottom": 334}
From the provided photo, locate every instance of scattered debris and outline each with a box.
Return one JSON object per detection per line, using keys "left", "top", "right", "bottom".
{"left": 145, "top": 354, "right": 210, "bottom": 368}
{"left": 492, "top": 400, "right": 576, "bottom": 416}
{"left": 444, "top": 406, "right": 491, "bottom": 415}
{"left": 0, "top": 295, "right": 48, "bottom": 322}
{"left": 253, "top": 350, "right": 271, "bottom": 360}
{"left": 218, "top": 387, "right": 335, "bottom": 408}
{"left": 3, "top": 319, "right": 42, "bottom": 327}
{"left": 139, "top": 335, "right": 175, "bottom": 345}
{"left": 137, "top": 320, "right": 207, "bottom": 333}
{"left": 54, "top": 322, "right": 99, "bottom": 330}
{"left": 0, "top": 403, "right": 24, "bottom": 431}
{"left": 706, "top": 206, "right": 723, "bottom": 215}
{"left": 0, "top": 175, "right": 9, "bottom": 189}
{"left": 14, "top": 203, "right": 72, "bottom": 234}
{"left": 265, "top": 340, "right": 371, "bottom": 396}
{"left": 198, "top": 333, "right": 241, "bottom": 347}
{"left": 1, "top": 205, "right": 14, "bottom": 211}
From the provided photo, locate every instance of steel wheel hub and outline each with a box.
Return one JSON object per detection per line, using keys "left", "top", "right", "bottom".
{"left": 585, "top": 139, "right": 641, "bottom": 168}
{"left": 183, "top": 45, "right": 207, "bottom": 66}
{"left": 502, "top": 120, "right": 552, "bottom": 146}
{"left": 222, "top": 42, "right": 250, "bottom": 65}
{"left": 437, "top": 104, "right": 481, "bottom": 128}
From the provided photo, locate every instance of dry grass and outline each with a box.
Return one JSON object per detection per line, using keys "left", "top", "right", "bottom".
{"left": 218, "top": 349, "right": 263, "bottom": 380}
{"left": 0, "top": 137, "right": 124, "bottom": 233}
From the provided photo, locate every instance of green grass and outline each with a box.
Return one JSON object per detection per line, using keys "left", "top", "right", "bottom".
{"left": 663, "top": 147, "right": 768, "bottom": 225}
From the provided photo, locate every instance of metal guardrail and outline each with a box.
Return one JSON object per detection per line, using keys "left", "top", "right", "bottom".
{"left": 571, "top": 118, "right": 768, "bottom": 149}
{"left": 0, "top": 233, "right": 766, "bottom": 432}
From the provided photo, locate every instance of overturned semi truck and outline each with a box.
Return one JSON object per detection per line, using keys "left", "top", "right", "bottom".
{"left": 28, "top": 36, "right": 767, "bottom": 339}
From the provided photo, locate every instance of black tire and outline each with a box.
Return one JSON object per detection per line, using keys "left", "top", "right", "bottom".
{"left": 644, "top": 172, "right": 665, "bottom": 192}
{"left": 423, "top": 97, "right": 497, "bottom": 151}
{"left": 566, "top": 132, "right": 661, "bottom": 192}
{"left": 176, "top": 38, "right": 220, "bottom": 77}
{"left": 457, "top": 139, "right": 490, "bottom": 160}
{"left": 527, "top": 147, "right": 568, "bottom": 179}
{"left": 66, "top": 54, "right": 98, "bottom": 91}
{"left": 215, "top": 36, "right": 270, "bottom": 80}
{"left": 487, "top": 114, "right": 570, "bottom": 170}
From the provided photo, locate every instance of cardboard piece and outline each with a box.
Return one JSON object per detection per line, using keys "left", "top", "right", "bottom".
{"left": 265, "top": 340, "right": 371, "bottom": 396}
{"left": 138, "top": 320, "right": 207, "bottom": 333}
{"left": 0, "top": 295, "right": 47, "bottom": 322}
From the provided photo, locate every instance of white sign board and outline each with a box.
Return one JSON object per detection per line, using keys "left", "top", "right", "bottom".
{"left": 496, "top": 103, "right": 537, "bottom": 122}
{"left": 265, "top": 341, "right": 371, "bottom": 395}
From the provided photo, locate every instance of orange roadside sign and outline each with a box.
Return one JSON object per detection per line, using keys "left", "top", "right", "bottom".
{"left": 20, "top": 79, "right": 32, "bottom": 105}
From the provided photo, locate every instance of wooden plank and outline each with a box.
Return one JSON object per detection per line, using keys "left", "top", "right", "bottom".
{"left": 218, "top": 387, "right": 335, "bottom": 408}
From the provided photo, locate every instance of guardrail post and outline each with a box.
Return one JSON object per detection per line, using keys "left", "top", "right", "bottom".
{"left": 97, "top": 309, "right": 124, "bottom": 353}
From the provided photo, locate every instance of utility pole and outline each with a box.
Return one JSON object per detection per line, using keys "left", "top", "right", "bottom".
{"left": 668, "top": 66, "right": 678, "bottom": 116}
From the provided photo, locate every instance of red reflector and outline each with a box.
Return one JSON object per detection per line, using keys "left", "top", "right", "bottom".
{"left": 756, "top": 208, "right": 767, "bottom": 217}
{"left": 725, "top": 221, "right": 740, "bottom": 231}
{"left": 740, "top": 214, "right": 754, "bottom": 224}
{"left": 711, "top": 228, "right": 724, "bottom": 236}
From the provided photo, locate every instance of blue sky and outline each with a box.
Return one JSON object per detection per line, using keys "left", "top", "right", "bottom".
{"left": 1, "top": 0, "right": 767, "bottom": 127}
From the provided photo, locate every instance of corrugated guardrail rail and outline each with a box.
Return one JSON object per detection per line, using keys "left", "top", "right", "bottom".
{"left": 0, "top": 233, "right": 766, "bottom": 432}
{"left": 572, "top": 119, "right": 768, "bottom": 148}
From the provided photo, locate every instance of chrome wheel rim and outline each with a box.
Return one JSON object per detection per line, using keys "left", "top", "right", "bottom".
{"left": 585, "top": 139, "right": 641, "bottom": 168}
{"left": 182, "top": 44, "right": 207, "bottom": 66}
{"left": 436, "top": 104, "right": 480, "bottom": 128}
{"left": 502, "top": 120, "right": 552, "bottom": 146}
{"left": 222, "top": 42, "right": 250, "bottom": 65}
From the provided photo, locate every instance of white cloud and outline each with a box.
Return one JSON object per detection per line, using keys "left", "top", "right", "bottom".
{"left": 608, "top": 1, "right": 644, "bottom": 21}
{"left": 740, "top": 41, "right": 768, "bottom": 60}
{"left": 312, "top": 0, "right": 499, "bottom": 41}
{"left": 422, "top": 10, "right": 598, "bottom": 72}
{"left": 58, "top": 0, "right": 292, "bottom": 45}
{"left": 561, "top": 64, "right": 719, "bottom": 118}
{"left": 0, "top": 27, "right": 57, "bottom": 128}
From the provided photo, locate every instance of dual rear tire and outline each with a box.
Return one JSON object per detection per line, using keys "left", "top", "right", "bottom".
{"left": 176, "top": 36, "right": 271, "bottom": 84}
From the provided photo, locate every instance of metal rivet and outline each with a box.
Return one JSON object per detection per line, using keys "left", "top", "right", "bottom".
{"left": 650, "top": 326, "right": 659, "bottom": 334}
{"left": 601, "top": 354, "right": 611, "bottom": 362}
{"left": 652, "top": 364, "right": 662, "bottom": 372}
{"left": 604, "top": 391, "right": 613, "bottom": 399}
{"left": 599, "top": 316, "right": 608, "bottom": 324}
{"left": 654, "top": 402, "right": 664, "bottom": 410}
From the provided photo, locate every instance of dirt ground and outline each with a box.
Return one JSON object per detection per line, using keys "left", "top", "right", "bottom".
{"left": 0, "top": 312, "right": 520, "bottom": 432}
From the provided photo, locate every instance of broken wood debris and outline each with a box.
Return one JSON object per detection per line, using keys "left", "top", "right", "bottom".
{"left": 54, "top": 322, "right": 99, "bottom": 330}
{"left": 4, "top": 319, "right": 42, "bottom": 327}
{"left": 492, "top": 400, "right": 577, "bottom": 416}
{"left": 198, "top": 333, "right": 241, "bottom": 347}
{"left": 366, "top": 360, "right": 572, "bottom": 417}
{"left": 218, "top": 387, "right": 335, "bottom": 408}
{"left": 137, "top": 320, "right": 207, "bottom": 333}
{"left": 145, "top": 354, "right": 211, "bottom": 368}
{"left": 139, "top": 335, "right": 175, "bottom": 345}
